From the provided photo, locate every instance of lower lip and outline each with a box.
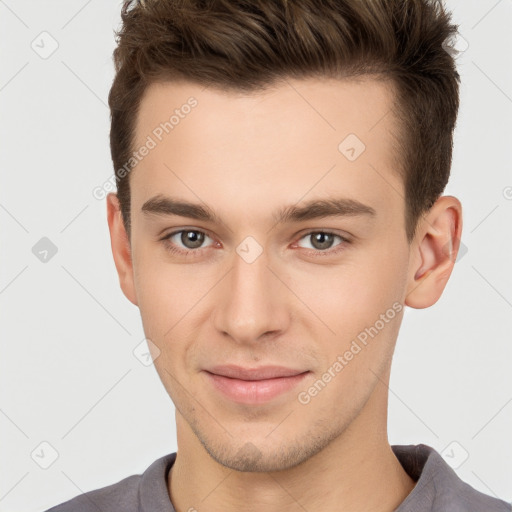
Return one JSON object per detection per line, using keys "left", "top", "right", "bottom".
{"left": 204, "top": 371, "right": 310, "bottom": 404}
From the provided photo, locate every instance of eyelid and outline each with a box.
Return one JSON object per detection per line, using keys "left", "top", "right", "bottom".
{"left": 296, "top": 228, "right": 351, "bottom": 241}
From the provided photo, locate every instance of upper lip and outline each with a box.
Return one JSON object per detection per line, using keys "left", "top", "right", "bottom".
{"left": 205, "top": 365, "right": 308, "bottom": 381}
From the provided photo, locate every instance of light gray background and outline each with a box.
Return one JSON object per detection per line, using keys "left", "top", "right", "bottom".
{"left": 1, "top": 1, "right": 511, "bottom": 510}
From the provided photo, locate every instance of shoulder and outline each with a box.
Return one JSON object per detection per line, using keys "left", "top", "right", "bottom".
{"left": 392, "top": 444, "right": 511, "bottom": 512}
{"left": 429, "top": 455, "right": 511, "bottom": 512}
{"left": 44, "top": 474, "right": 141, "bottom": 512}
{"left": 43, "top": 453, "right": 177, "bottom": 512}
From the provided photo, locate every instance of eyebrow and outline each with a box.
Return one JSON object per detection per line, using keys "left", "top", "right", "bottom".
{"left": 141, "top": 194, "right": 377, "bottom": 225}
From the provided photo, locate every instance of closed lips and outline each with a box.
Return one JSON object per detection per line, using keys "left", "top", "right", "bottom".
{"left": 205, "top": 365, "right": 309, "bottom": 380}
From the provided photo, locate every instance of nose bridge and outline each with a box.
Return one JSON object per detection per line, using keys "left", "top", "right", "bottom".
{"left": 213, "top": 240, "right": 289, "bottom": 343}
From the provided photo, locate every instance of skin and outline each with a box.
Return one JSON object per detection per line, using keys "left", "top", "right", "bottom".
{"left": 106, "top": 77, "right": 462, "bottom": 512}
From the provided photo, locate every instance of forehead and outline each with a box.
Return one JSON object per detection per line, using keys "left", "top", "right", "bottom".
{"left": 135, "top": 76, "right": 398, "bottom": 147}
{"left": 131, "top": 76, "right": 404, "bottom": 227}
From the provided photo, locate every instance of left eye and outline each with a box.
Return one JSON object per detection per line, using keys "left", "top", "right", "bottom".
{"left": 297, "top": 231, "right": 345, "bottom": 251}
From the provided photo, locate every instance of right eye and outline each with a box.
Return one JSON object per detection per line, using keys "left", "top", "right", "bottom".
{"left": 160, "top": 229, "right": 217, "bottom": 255}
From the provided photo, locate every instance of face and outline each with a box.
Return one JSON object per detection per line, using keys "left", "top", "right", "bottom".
{"left": 111, "top": 77, "right": 415, "bottom": 472}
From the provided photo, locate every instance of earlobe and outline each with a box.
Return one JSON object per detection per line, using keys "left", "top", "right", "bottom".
{"left": 106, "top": 193, "right": 138, "bottom": 306}
{"left": 405, "top": 196, "right": 463, "bottom": 309}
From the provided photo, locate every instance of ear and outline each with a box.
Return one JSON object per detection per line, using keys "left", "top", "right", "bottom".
{"left": 405, "top": 195, "right": 463, "bottom": 309}
{"left": 106, "top": 193, "right": 138, "bottom": 306}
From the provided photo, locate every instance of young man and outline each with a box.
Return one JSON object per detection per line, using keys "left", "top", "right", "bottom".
{"left": 47, "top": 0, "right": 510, "bottom": 510}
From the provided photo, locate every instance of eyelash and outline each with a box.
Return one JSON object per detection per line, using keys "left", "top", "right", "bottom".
{"left": 160, "top": 229, "right": 351, "bottom": 258}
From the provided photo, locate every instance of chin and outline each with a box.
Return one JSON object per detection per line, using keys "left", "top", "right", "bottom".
{"left": 200, "top": 436, "right": 326, "bottom": 473}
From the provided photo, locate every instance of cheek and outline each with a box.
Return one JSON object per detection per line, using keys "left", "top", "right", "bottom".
{"left": 288, "top": 243, "right": 407, "bottom": 370}
{"left": 294, "top": 255, "right": 405, "bottom": 416}
{"left": 131, "top": 245, "right": 216, "bottom": 360}
{"left": 131, "top": 244, "right": 182, "bottom": 338}
{"left": 290, "top": 250, "right": 404, "bottom": 327}
{"left": 132, "top": 255, "right": 194, "bottom": 387}
{"left": 338, "top": 238, "right": 407, "bottom": 310}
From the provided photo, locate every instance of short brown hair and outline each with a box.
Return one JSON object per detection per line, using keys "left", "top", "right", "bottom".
{"left": 108, "top": 0, "right": 460, "bottom": 243}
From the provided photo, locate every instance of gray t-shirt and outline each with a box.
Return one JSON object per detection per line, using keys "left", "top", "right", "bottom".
{"left": 45, "top": 444, "right": 510, "bottom": 511}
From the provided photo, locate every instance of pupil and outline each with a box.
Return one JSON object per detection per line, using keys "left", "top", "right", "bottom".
{"left": 183, "top": 230, "right": 204, "bottom": 248}
{"left": 313, "top": 233, "right": 332, "bottom": 250}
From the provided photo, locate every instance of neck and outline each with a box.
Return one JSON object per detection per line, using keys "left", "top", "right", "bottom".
{"left": 167, "top": 376, "right": 416, "bottom": 512}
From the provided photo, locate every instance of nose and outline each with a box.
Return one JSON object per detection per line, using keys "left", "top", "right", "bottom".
{"left": 212, "top": 243, "right": 291, "bottom": 345}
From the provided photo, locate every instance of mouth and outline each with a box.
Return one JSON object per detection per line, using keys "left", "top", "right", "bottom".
{"left": 203, "top": 365, "right": 310, "bottom": 404}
